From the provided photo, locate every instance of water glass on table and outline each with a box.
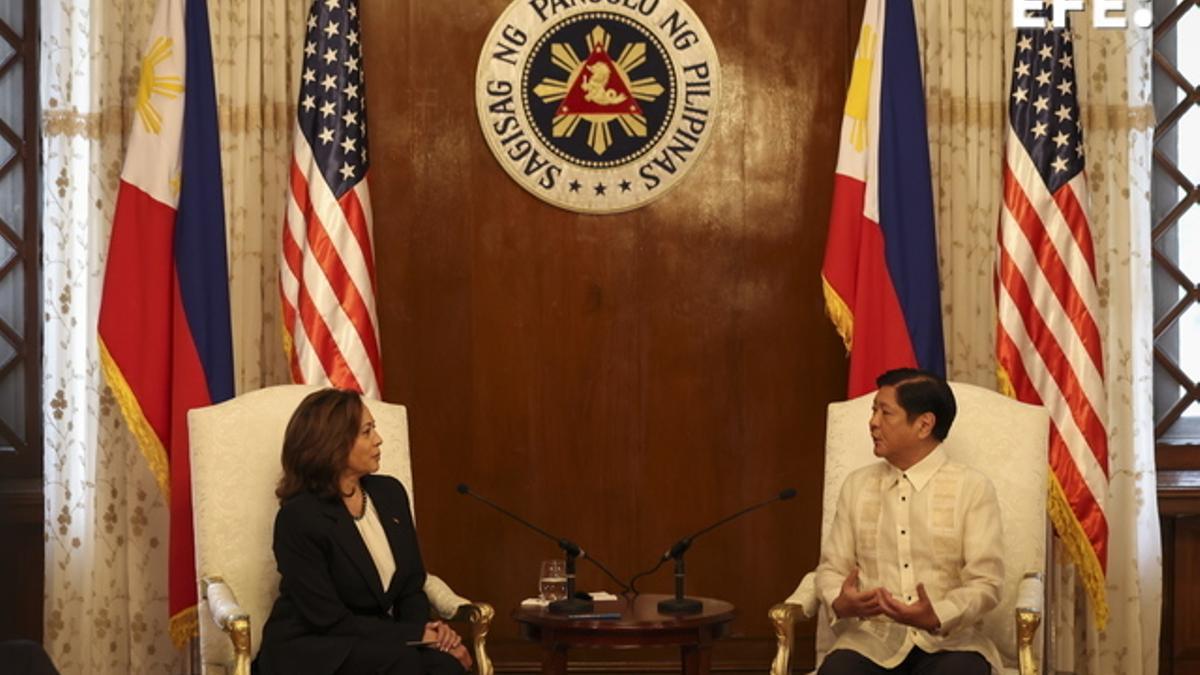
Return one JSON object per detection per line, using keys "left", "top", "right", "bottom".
{"left": 539, "top": 559, "right": 567, "bottom": 602}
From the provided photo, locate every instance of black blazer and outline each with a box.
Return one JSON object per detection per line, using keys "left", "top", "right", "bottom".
{"left": 256, "top": 474, "right": 431, "bottom": 675}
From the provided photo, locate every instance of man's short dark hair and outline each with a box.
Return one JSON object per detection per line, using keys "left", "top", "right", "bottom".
{"left": 875, "top": 368, "right": 957, "bottom": 441}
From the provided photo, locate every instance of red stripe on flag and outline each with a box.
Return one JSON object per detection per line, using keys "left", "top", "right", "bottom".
{"left": 288, "top": 161, "right": 382, "bottom": 382}
{"left": 338, "top": 187, "right": 377, "bottom": 297}
{"left": 1050, "top": 185, "right": 1099, "bottom": 282}
{"left": 1002, "top": 165, "right": 1105, "bottom": 375}
{"left": 996, "top": 327, "right": 1109, "bottom": 570}
{"left": 281, "top": 197, "right": 305, "bottom": 285}
{"left": 285, "top": 238, "right": 363, "bottom": 389}
{"left": 997, "top": 245, "right": 1109, "bottom": 473}
{"left": 296, "top": 276, "right": 363, "bottom": 392}
{"left": 281, "top": 198, "right": 308, "bottom": 384}
{"left": 1049, "top": 426, "right": 1109, "bottom": 570}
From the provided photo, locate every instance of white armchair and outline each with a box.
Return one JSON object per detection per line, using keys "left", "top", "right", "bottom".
{"left": 189, "top": 384, "right": 494, "bottom": 675}
{"left": 769, "top": 382, "right": 1049, "bottom": 675}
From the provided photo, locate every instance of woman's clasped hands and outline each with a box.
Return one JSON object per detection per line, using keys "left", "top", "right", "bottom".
{"left": 422, "top": 620, "right": 473, "bottom": 671}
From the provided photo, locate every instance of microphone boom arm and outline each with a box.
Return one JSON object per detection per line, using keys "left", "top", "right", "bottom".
{"left": 456, "top": 485, "right": 582, "bottom": 557}
{"left": 457, "top": 484, "right": 634, "bottom": 613}
{"left": 656, "top": 488, "right": 796, "bottom": 614}
{"left": 665, "top": 492, "right": 792, "bottom": 560}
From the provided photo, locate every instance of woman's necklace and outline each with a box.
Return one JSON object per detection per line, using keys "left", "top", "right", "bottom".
{"left": 352, "top": 489, "right": 369, "bottom": 521}
{"left": 341, "top": 482, "right": 367, "bottom": 520}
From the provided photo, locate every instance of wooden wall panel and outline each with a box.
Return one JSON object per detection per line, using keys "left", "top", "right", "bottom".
{"left": 1162, "top": 514, "right": 1200, "bottom": 675}
{"left": 1160, "top": 472, "right": 1200, "bottom": 675}
{"left": 0, "top": 481, "right": 43, "bottom": 641}
{"left": 363, "top": 1, "right": 862, "bottom": 669}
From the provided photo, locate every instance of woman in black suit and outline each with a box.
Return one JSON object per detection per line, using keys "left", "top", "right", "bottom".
{"left": 255, "top": 389, "right": 471, "bottom": 675}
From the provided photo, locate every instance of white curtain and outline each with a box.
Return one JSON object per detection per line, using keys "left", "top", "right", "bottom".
{"left": 41, "top": 1, "right": 300, "bottom": 672}
{"left": 210, "top": 0, "right": 301, "bottom": 392}
{"left": 915, "top": 1, "right": 1161, "bottom": 673}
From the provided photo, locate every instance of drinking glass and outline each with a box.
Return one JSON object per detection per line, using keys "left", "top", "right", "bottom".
{"left": 538, "top": 559, "right": 567, "bottom": 601}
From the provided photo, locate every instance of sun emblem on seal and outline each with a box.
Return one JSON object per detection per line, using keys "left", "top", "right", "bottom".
{"left": 530, "top": 25, "right": 666, "bottom": 157}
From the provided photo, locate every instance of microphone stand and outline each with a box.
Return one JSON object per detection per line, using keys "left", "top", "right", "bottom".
{"left": 657, "top": 488, "right": 797, "bottom": 614}
{"left": 457, "top": 484, "right": 593, "bottom": 614}
{"left": 558, "top": 549, "right": 590, "bottom": 615}
{"left": 659, "top": 551, "right": 702, "bottom": 614}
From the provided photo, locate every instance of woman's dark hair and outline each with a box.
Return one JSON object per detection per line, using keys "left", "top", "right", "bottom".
{"left": 276, "top": 388, "right": 364, "bottom": 503}
{"left": 875, "top": 368, "right": 957, "bottom": 441}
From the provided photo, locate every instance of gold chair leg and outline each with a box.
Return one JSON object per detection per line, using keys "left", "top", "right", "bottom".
{"left": 466, "top": 602, "right": 495, "bottom": 675}
{"left": 229, "top": 617, "right": 252, "bottom": 675}
{"left": 1016, "top": 606, "right": 1041, "bottom": 675}
{"left": 768, "top": 603, "right": 801, "bottom": 675}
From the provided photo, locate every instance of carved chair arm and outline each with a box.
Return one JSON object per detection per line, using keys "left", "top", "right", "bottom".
{"left": 439, "top": 602, "right": 495, "bottom": 675}
{"left": 201, "top": 576, "right": 251, "bottom": 675}
{"left": 769, "top": 602, "right": 811, "bottom": 675}
{"left": 1015, "top": 572, "right": 1044, "bottom": 675}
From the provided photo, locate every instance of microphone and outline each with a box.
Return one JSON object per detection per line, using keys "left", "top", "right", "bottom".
{"left": 456, "top": 483, "right": 584, "bottom": 557}
{"left": 653, "top": 487, "right": 797, "bottom": 614}
{"left": 661, "top": 488, "right": 797, "bottom": 561}
{"left": 456, "top": 483, "right": 593, "bottom": 614}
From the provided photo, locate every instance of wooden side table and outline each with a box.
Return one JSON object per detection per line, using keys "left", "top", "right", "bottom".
{"left": 513, "top": 593, "right": 735, "bottom": 675}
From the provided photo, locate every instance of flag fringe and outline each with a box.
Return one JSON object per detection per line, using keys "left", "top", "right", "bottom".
{"left": 1047, "top": 471, "right": 1109, "bottom": 629}
{"left": 995, "top": 365, "right": 1017, "bottom": 399}
{"left": 169, "top": 605, "right": 198, "bottom": 648}
{"left": 821, "top": 274, "right": 854, "bottom": 352}
{"left": 99, "top": 338, "right": 171, "bottom": 501}
{"left": 281, "top": 317, "right": 295, "bottom": 377}
{"left": 997, "top": 364, "right": 1108, "bottom": 629}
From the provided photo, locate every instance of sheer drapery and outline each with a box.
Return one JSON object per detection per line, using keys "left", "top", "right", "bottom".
{"left": 914, "top": 1, "right": 1160, "bottom": 673}
{"left": 41, "top": 1, "right": 300, "bottom": 672}
{"left": 41, "top": 1, "right": 177, "bottom": 671}
{"left": 211, "top": 0, "right": 300, "bottom": 392}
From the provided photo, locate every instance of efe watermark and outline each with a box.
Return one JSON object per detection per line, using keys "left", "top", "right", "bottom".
{"left": 1013, "top": 0, "right": 1153, "bottom": 29}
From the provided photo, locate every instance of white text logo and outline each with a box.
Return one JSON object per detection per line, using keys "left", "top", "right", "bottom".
{"left": 1012, "top": 1, "right": 1152, "bottom": 29}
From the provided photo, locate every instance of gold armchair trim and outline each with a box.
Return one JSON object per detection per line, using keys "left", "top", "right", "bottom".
{"left": 201, "top": 576, "right": 252, "bottom": 675}
{"left": 768, "top": 602, "right": 808, "bottom": 675}
{"left": 450, "top": 601, "right": 495, "bottom": 675}
{"left": 1015, "top": 572, "right": 1044, "bottom": 675}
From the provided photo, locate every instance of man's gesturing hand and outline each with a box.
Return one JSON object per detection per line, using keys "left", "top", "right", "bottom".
{"left": 830, "top": 567, "right": 886, "bottom": 620}
{"left": 878, "top": 583, "right": 941, "bottom": 633}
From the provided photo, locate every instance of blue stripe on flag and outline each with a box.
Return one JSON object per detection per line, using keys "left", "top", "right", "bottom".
{"left": 175, "top": 0, "right": 234, "bottom": 402}
{"left": 876, "top": 0, "right": 945, "bottom": 376}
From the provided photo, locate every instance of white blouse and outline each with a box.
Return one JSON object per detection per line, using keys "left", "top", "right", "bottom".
{"left": 353, "top": 492, "right": 396, "bottom": 593}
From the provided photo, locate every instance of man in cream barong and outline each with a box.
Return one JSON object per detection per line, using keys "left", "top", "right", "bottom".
{"left": 815, "top": 369, "right": 1004, "bottom": 675}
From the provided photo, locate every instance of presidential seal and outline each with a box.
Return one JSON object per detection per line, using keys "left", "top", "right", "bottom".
{"left": 476, "top": 0, "right": 721, "bottom": 214}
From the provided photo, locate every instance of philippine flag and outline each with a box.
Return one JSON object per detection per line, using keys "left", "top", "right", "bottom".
{"left": 820, "top": 0, "right": 945, "bottom": 396}
{"left": 97, "top": 0, "right": 233, "bottom": 645}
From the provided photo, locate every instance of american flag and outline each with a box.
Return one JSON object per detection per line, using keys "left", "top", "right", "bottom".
{"left": 996, "top": 11, "right": 1109, "bottom": 626}
{"left": 281, "top": 0, "right": 382, "bottom": 398}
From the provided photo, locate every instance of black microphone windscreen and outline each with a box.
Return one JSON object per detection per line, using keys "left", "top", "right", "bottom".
{"left": 779, "top": 487, "right": 798, "bottom": 500}
{"left": 456, "top": 483, "right": 470, "bottom": 495}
